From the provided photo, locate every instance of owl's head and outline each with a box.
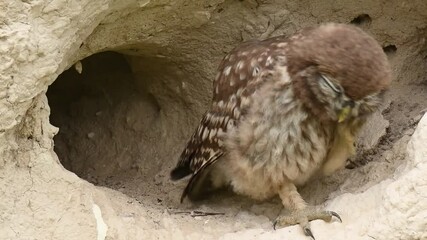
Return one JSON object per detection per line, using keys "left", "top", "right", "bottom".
{"left": 288, "top": 23, "right": 392, "bottom": 123}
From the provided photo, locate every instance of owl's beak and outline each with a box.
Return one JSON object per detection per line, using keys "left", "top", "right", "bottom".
{"left": 338, "top": 100, "right": 355, "bottom": 123}
{"left": 338, "top": 106, "right": 351, "bottom": 123}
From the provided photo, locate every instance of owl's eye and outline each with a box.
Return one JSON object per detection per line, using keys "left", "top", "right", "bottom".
{"left": 319, "top": 74, "right": 341, "bottom": 94}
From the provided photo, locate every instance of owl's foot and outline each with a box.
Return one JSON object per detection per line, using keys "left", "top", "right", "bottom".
{"left": 273, "top": 208, "right": 341, "bottom": 239}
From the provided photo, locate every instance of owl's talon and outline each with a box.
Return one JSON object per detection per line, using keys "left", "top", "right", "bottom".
{"left": 273, "top": 220, "right": 278, "bottom": 230}
{"left": 302, "top": 224, "right": 315, "bottom": 240}
{"left": 273, "top": 208, "right": 341, "bottom": 238}
{"left": 329, "top": 211, "right": 342, "bottom": 223}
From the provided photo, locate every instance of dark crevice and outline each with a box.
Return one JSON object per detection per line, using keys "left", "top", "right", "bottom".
{"left": 350, "top": 14, "right": 372, "bottom": 26}
{"left": 383, "top": 45, "right": 397, "bottom": 56}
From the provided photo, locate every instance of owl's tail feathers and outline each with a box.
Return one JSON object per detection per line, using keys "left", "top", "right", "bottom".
{"left": 170, "top": 162, "right": 192, "bottom": 181}
{"left": 180, "top": 160, "right": 219, "bottom": 203}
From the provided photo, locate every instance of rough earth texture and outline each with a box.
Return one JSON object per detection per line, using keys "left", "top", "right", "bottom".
{"left": 1, "top": 1, "right": 427, "bottom": 240}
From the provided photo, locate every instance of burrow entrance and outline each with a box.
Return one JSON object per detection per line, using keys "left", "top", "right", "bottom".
{"left": 48, "top": 52, "right": 158, "bottom": 182}
{"left": 47, "top": 51, "right": 203, "bottom": 206}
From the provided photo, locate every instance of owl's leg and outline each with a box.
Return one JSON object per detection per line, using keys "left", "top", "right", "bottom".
{"left": 274, "top": 183, "right": 341, "bottom": 239}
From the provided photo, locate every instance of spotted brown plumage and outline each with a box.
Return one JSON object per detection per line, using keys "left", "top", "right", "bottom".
{"left": 170, "top": 35, "right": 294, "bottom": 200}
{"left": 171, "top": 23, "right": 391, "bottom": 238}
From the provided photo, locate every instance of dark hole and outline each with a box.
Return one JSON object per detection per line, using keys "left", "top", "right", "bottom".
{"left": 350, "top": 14, "right": 372, "bottom": 26}
{"left": 47, "top": 51, "right": 161, "bottom": 184}
{"left": 383, "top": 45, "right": 397, "bottom": 56}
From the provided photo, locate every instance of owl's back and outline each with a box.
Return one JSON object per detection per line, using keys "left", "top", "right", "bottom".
{"left": 171, "top": 34, "right": 302, "bottom": 201}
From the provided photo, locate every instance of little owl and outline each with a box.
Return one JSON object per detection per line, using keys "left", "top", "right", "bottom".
{"left": 170, "top": 23, "right": 391, "bottom": 238}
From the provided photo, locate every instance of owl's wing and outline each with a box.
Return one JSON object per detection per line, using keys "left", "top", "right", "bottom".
{"left": 171, "top": 36, "right": 289, "bottom": 201}
{"left": 170, "top": 111, "right": 227, "bottom": 181}
{"left": 171, "top": 109, "right": 229, "bottom": 203}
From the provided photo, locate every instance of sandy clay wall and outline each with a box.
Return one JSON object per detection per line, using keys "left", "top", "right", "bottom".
{"left": 1, "top": 0, "right": 427, "bottom": 239}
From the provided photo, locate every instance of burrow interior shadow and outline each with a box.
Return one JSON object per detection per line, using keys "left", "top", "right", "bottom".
{"left": 47, "top": 52, "right": 162, "bottom": 184}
